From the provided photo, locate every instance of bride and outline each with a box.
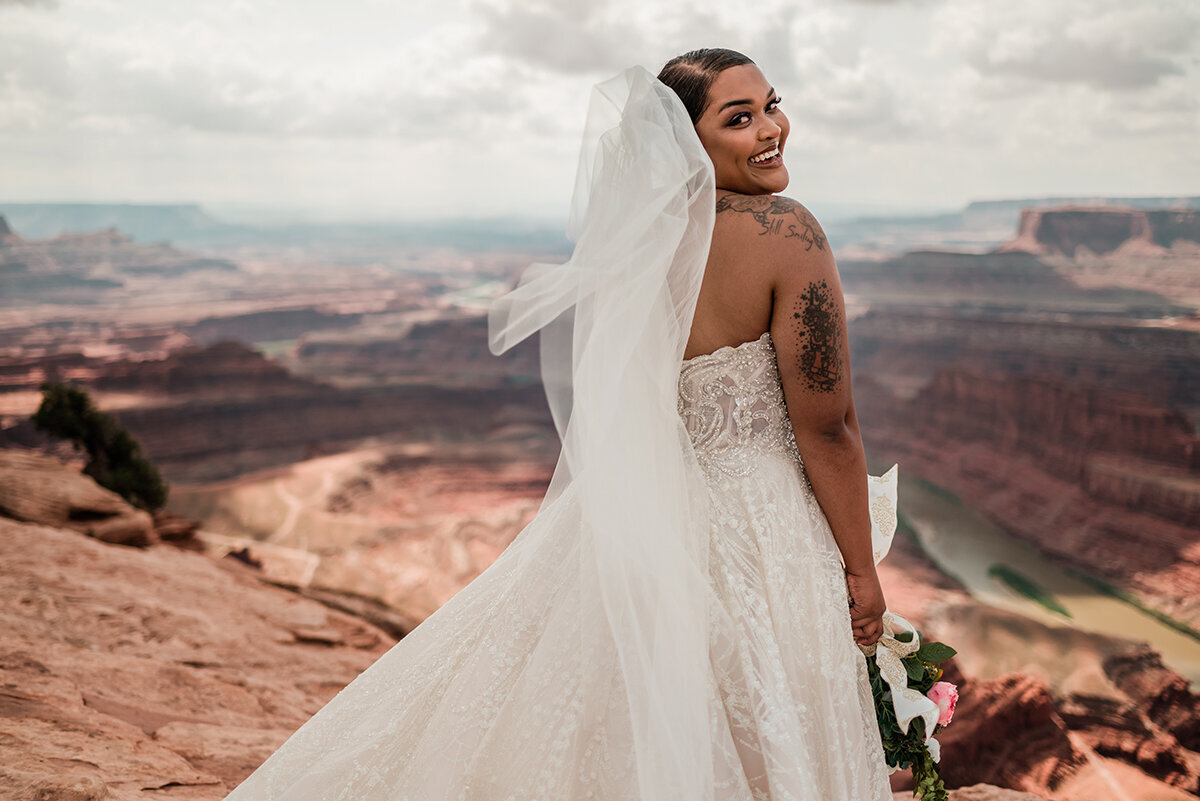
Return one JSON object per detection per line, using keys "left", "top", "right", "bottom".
{"left": 225, "top": 48, "right": 896, "bottom": 801}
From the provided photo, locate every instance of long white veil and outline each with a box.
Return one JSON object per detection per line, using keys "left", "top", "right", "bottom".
{"left": 488, "top": 65, "right": 720, "bottom": 799}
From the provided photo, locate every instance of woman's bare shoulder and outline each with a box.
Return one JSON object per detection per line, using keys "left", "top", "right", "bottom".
{"left": 712, "top": 192, "right": 828, "bottom": 257}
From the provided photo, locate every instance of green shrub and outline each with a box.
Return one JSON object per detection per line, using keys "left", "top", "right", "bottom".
{"left": 31, "top": 382, "right": 169, "bottom": 511}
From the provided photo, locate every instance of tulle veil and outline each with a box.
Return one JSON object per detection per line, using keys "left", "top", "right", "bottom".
{"left": 223, "top": 66, "right": 733, "bottom": 800}
{"left": 487, "top": 65, "right": 720, "bottom": 798}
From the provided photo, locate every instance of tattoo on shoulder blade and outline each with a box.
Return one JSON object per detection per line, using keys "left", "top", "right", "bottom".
{"left": 715, "top": 195, "right": 827, "bottom": 251}
{"left": 792, "top": 280, "right": 843, "bottom": 392}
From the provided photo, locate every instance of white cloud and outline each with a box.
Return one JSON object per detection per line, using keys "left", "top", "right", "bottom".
{"left": 936, "top": 0, "right": 1200, "bottom": 90}
{"left": 0, "top": 0, "right": 1196, "bottom": 218}
{"left": 0, "top": 3, "right": 526, "bottom": 139}
{"left": 476, "top": 0, "right": 645, "bottom": 73}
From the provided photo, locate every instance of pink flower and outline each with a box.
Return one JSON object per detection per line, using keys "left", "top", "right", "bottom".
{"left": 927, "top": 681, "right": 958, "bottom": 727}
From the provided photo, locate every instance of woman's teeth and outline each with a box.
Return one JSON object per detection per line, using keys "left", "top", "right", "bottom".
{"left": 749, "top": 146, "right": 779, "bottom": 164}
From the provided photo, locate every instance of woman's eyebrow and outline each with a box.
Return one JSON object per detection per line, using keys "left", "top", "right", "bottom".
{"left": 716, "top": 88, "right": 777, "bottom": 114}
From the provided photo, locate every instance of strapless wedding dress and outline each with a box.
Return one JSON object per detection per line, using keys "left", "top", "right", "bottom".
{"left": 224, "top": 331, "right": 891, "bottom": 801}
{"left": 679, "top": 332, "right": 891, "bottom": 800}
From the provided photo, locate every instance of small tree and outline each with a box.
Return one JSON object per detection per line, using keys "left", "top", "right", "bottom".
{"left": 31, "top": 382, "right": 169, "bottom": 511}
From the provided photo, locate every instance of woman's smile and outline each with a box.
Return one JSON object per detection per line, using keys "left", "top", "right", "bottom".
{"left": 749, "top": 144, "right": 782, "bottom": 167}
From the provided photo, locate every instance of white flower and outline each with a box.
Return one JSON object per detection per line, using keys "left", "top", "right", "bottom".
{"left": 926, "top": 736, "right": 941, "bottom": 764}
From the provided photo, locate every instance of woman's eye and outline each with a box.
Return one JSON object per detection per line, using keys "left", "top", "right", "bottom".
{"left": 767, "top": 97, "right": 782, "bottom": 111}
{"left": 728, "top": 112, "right": 751, "bottom": 126}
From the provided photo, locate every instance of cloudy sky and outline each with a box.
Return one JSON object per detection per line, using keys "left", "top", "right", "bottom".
{"left": 1, "top": 0, "right": 1197, "bottom": 223}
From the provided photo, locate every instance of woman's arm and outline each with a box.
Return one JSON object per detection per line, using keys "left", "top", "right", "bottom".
{"left": 759, "top": 197, "right": 885, "bottom": 646}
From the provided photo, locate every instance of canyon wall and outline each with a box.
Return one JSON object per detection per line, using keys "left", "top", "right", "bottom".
{"left": 0, "top": 330, "right": 550, "bottom": 482}
{"left": 292, "top": 313, "right": 542, "bottom": 386}
{"left": 840, "top": 213, "right": 1200, "bottom": 632}
{"left": 842, "top": 238, "right": 1200, "bottom": 597}
{"left": 856, "top": 368, "right": 1200, "bottom": 628}
{"left": 3, "top": 380, "right": 552, "bottom": 482}
{"left": 999, "top": 207, "right": 1200, "bottom": 257}
{"left": 95, "top": 340, "right": 323, "bottom": 396}
{"left": 850, "top": 310, "right": 1200, "bottom": 417}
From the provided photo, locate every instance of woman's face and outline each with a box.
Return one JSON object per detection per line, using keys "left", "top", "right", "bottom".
{"left": 693, "top": 64, "right": 790, "bottom": 195}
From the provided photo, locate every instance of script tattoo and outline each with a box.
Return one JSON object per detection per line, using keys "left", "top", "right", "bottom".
{"left": 715, "top": 195, "right": 827, "bottom": 251}
{"left": 792, "top": 281, "right": 843, "bottom": 392}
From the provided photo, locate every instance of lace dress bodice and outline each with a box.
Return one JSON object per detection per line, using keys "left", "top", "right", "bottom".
{"left": 678, "top": 332, "right": 805, "bottom": 479}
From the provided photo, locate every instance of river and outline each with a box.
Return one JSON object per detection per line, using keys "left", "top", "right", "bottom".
{"left": 897, "top": 472, "right": 1200, "bottom": 686}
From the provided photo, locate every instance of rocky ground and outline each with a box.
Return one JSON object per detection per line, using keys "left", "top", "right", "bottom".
{"left": 170, "top": 438, "right": 555, "bottom": 628}
{"left": 0, "top": 514, "right": 393, "bottom": 799}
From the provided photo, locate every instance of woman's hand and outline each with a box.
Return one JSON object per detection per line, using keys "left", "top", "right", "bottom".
{"left": 845, "top": 565, "right": 886, "bottom": 646}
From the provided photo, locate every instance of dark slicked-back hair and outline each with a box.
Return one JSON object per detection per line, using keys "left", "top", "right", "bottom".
{"left": 657, "top": 48, "right": 755, "bottom": 124}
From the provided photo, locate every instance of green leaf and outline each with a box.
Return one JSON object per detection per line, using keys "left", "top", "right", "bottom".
{"left": 895, "top": 629, "right": 914, "bottom": 643}
{"left": 904, "top": 657, "right": 926, "bottom": 681}
{"left": 914, "top": 641, "right": 957, "bottom": 664}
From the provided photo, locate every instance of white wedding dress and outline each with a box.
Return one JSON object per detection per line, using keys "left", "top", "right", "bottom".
{"left": 679, "top": 332, "right": 892, "bottom": 800}
{"left": 224, "top": 66, "right": 893, "bottom": 801}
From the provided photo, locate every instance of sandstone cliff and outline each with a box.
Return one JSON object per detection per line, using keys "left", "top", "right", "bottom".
{"left": 95, "top": 339, "right": 324, "bottom": 397}
{"left": 999, "top": 207, "right": 1200, "bottom": 257}
{"left": 0, "top": 333, "right": 552, "bottom": 482}
{"left": 293, "top": 313, "right": 542, "bottom": 387}
{"left": 0, "top": 217, "right": 241, "bottom": 307}
{"left": 857, "top": 367, "right": 1200, "bottom": 630}
{"left": 850, "top": 309, "right": 1200, "bottom": 420}
{"left": 0, "top": 450, "right": 155, "bottom": 546}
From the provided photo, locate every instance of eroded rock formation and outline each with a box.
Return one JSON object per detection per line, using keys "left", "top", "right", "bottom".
{"left": 843, "top": 246, "right": 1200, "bottom": 632}
{"left": 0, "top": 450, "right": 155, "bottom": 546}
{"left": 95, "top": 339, "right": 324, "bottom": 397}
{"left": 293, "top": 313, "right": 541, "bottom": 386}
{"left": 1, "top": 310, "right": 551, "bottom": 483}
{"left": 936, "top": 671, "right": 1085, "bottom": 793}
{"left": 999, "top": 207, "right": 1200, "bottom": 257}
{"left": 858, "top": 367, "right": 1200, "bottom": 629}
{"left": 936, "top": 663, "right": 1200, "bottom": 800}
{"left": 850, "top": 310, "right": 1200, "bottom": 428}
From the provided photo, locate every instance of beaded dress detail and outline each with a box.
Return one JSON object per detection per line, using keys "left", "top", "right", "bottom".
{"left": 680, "top": 331, "right": 891, "bottom": 800}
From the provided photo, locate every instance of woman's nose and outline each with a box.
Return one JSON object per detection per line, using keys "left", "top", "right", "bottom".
{"left": 758, "top": 117, "right": 782, "bottom": 140}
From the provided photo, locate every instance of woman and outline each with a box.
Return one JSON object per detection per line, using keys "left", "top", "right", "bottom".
{"left": 224, "top": 49, "right": 895, "bottom": 801}
{"left": 664, "top": 49, "right": 888, "bottom": 651}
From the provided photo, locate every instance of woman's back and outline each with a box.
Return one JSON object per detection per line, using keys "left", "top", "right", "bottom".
{"left": 685, "top": 190, "right": 832, "bottom": 362}
{"left": 684, "top": 191, "right": 776, "bottom": 361}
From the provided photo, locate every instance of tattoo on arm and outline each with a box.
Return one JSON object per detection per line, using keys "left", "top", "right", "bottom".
{"left": 715, "top": 195, "right": 827, "bottom": 251}
{"left": 792, "top": 280, "right": 843, "bottom": 392}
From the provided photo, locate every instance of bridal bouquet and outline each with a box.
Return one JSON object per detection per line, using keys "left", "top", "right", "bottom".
{"left": 863, "top": 618, "right": 958, "bottom": 801}
{"left": 861, "top": 466, "right": 959, "bottom": 801}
